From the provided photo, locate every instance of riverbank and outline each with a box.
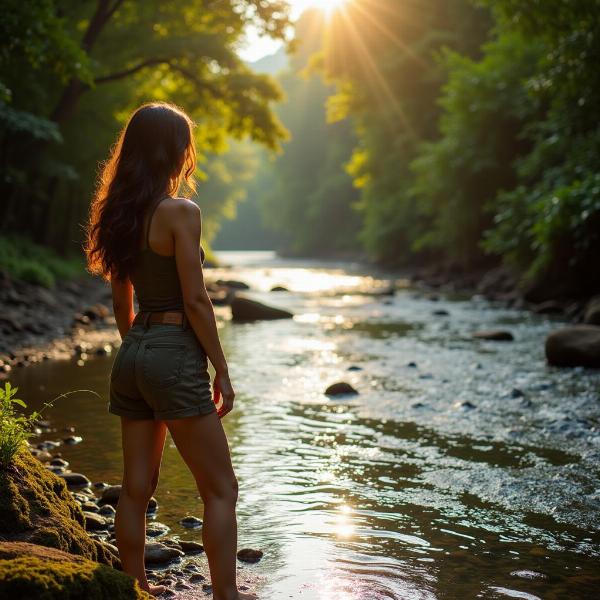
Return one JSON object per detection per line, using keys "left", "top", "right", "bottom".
{"left": 1, "top": 254, "right": 598, "bottom": 376}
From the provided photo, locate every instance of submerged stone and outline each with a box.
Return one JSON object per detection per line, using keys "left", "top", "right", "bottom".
{"left": 325, "top": 382, "right": 359, "bottom": 396}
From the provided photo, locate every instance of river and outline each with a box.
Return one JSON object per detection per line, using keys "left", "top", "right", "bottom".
{"left": 12, "top": 251, "right": 600, "bottom": 599}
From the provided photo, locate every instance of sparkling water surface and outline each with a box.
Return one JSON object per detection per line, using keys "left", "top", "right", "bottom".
{"left": 13, "top": 251, "right": 600, "bottom": 599}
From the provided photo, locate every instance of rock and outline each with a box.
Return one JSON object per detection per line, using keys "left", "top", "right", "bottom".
{"left": 144, "top": 542, "right": 184, "bottom": 565}
{"left": 584, "top": 296, "right": 600, "bottom": 325}
{"left": 0, "top": 542, "right": 145, "bottom": 598}
{"left": 63, "top": 435, "right": 83, "bottom": 445}
{"left": 94, "top": 481, "right": 110, "bottom": 489}
{"left": 406, "top": 361, "right": 417, "bottom": 368}
{"left": 231, "top": 295, "right": 293, "bottom": 322}
{"left": 510, "top": 388, "right": 524, "bottom": 398}
{"left": 99, "top": 485, "right": 158, "bottom": 513}
{"left": 98, "top": 504, "right": 116, "bottom": 517}
{"left": 454, "top": 400, "right": 476, "bottom": 410}
{"left": 0, "top": 451, "right": 118, "bottom": 567}
{"left": 59, "top": 472, "right": 91, "bottom": 488}
{"left": 432, "top": 309, "right": 449, "bottom": 316}
{"left": 324, "top": 382, "right": 358, "bottom": 396}
{"left": 346, "top": 365, "right": 362, "bottom": 371}
{"left": 82, "top": 502, "right": 99, "bottom": 513}
{"left": 532, "top": 300, "right": 564, "bottom": 315}
{"left": 83, "top": 511, "right": 108, "bottom": 532}
{"left": 216, "top": 279, "right": 250, "bottom": 290}
{"left": 179, "top": 516, "right": 203, "bottom": 529}
{"left": 83, "top": 303, "right": 110, "bottom": 320}
{"left": 545, "top": 325, "right": 600, "bottom": 368}
{"left": 50, "top": 458, "right": 69, "bottom": 468}
{"left": 146, "top": 522, "right": 170, "bottom": 537}
{"left": 472, "top": 330, "right": 514, "bottom": 341}
{"left": 236, "top": 548, "right": 263, "bottom": 563}
{"left": 178, "top": 540, "right": 204, "bottom": 554}
{"left": 176, "top": 581, "right": 192, "bottom": 590}
{"left": 189, "top": 573, "right": 206, "bottom": 582}
{"left": 270, "top": 285, "right": 289, "bottom": 292}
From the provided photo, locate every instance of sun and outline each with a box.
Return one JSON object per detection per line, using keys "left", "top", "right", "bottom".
{"left": 294, "top": 0, "right": 349, "bottom": 18}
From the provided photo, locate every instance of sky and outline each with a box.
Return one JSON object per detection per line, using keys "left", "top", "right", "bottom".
{"left": 238, "top": 0, "right": 328, "bottom": 62}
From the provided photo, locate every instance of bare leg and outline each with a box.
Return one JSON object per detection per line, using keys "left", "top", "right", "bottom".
{"left": 165, "top": 412, "right": 256, "bottom": 600}
{"left": 115, "top": 417, "right": 167, "bottom": 596}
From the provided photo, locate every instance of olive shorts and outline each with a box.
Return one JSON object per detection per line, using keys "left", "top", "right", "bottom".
{"left": 108, "top": 321, "right": 216, "bottom": 420}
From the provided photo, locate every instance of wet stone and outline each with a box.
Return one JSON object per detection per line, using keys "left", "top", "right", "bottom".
{"left": 63, "top": 435, "right": 83, "bottom": 445}
{"left": 146, "top": 522, "right": 170, "bottom": 537}
{"left": 237, "top": 548, "right": 263, "bottom": 563}
{"left": 59, "top": 472, "right": 91, "bottom": 488}
{"left": 472, "top": 329, "right": 514, "bottom": 341}
{"left": 179, "top": 516, "right": 203, "bottom": 529}
{"left": 324, "top": 382, "right": 358, "bottom": 396}
{"left": 189, "top": 573, "right": 206, "bottom": 583}
{"left": 83, "top": 511, "right": 108, "bottom": 531}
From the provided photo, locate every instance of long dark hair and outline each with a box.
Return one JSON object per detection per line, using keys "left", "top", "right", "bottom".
{"left": 85, "top": 101, "right": 197, "bottom": 280}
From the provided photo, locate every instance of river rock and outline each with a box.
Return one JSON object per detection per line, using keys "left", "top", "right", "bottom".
{"left": 584, "top": 296, "right": 600, "bottom": 325}
{"left": 325, "top": 382, "right": 358, "bottom": 396}
{"left": 545, "top": 325, "right": 600, "bottom": 368}
{"left": 144, "top": 542, "right": 184, "bottom": 565}
{"left": 83, "top": 511, "right": 107, "bottom": 531}
{"left": 270, "top": 285, "right": 289, "bottom": 292}
{"left": 237, "top": 548, "right": 263, "bottom": 563}
{"left": 59, "top": 472, "right": 91, "bottom": 488}
{"left": 231, "top": 295, "right": 293, "bottom": 322}
{"left": 179, "top": 516, "right": 203, "bottom": 529}
{"left": 532, "top": 300, "right": 564, "bottom": 315}
{"left": 189, "top": 573, "right": 206, "bottom": 582}
{"left": 432, "top": 309, "right": 449, "bottom": 316}
{"left": 146, "top": 522, "right": 170, "bottom": 537}
{"left": 216, "top": 279, "right": 250, "bottom": 290}
{"left": 50, "top": 457, "right": 69, "bottom": 468}
{"left": 98, "top": 504, "right": 116, "bottom": 517}
{"left": 179, "top": 540, "right": 204, "bottom": 554}
{"left": 99, "top": 484, "right": 158, "bottom": 513}
{"left": 472, "top": 330, "right": 514, "bottom": 341}
{"left": 63, "top": 435, "right": 83, "bottom": 445}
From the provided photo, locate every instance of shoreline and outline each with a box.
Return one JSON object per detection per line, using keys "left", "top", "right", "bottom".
{"left": 0, "top": 254, "right": 596, "bottom": 377}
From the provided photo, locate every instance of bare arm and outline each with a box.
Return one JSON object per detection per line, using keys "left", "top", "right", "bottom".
{"left": 172, "top": 201, "right": 228, "bottom": 375}
{"left": 172, "top": 201, "right": 234, "bottom": 417}
{"left": 110, "top": 275, "right": 135, "bottom": 339}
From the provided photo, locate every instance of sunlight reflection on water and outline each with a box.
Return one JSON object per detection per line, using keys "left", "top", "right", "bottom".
{"left": 11, "top": 250, "right": 600, "bottom": 599}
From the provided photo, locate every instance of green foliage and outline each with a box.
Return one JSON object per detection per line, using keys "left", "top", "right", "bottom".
{"left": 323, "top": 0, "right": 492, "bottom": 266}
{"left": 410, "top": 33, "right": 543, "bottom": 267}
{"left": 0, "top": 0, "right": 291, "bottom": 252}
{"left": 259, "top": 10, "right": 361, "bottom": 257}
{"left": 0, "top": 235, "right": 83, "bottom": 288}
{"left": 0, "top": 383, "right": 40, "bottom": 470}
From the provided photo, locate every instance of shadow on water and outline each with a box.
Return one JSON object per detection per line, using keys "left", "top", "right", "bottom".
{"left": 10, "top": 252, "right": 600, "bottom": 599}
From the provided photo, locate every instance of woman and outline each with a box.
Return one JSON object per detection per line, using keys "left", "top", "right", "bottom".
{"left": 86, "top": 101, "right": 256, "bottom": 600}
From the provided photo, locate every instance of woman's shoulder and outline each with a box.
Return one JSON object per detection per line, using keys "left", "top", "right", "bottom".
{"left": 161, "top": 196, "right": 202, "bottom": 221}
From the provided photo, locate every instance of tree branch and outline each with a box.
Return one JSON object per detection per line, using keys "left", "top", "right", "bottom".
{"left": 94, "top": 58, "right": 171, "bottom": 83}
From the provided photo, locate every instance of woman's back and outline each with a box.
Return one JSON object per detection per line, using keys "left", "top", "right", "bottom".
{"left": 130, "top": 194, "right": 205, "bottom": 312}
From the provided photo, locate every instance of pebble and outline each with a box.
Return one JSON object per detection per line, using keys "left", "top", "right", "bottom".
{"left": 59, "top": 472, "right": 92, "bottom": 488}
{"left": 146, "top": 522, "right": 170, "bottom": 537}
{"left": 179, "top": 516, "right": 203, "bottom": 529}
{"left": 63, "top": 435, "right": 83, "bottom": 445}
{"left": 324, "top": 382, "right": 358, "bottom": 396}
{"left": 83, "top": 511, "right": 108, "bottom": 531}
{"left": 179, "top": 540, "right": 204, "bottom": 554}
{"left": 98, "top": 504, "right": 116, "bottom": 517}
{"left": 144, "top": 542, "right": 184, "bottom": 565}
{"left": 189, "top": 573, "right": 206, "bottom": 583}
{"left": 237, "top": 548, "right": 263, "bottom": 563}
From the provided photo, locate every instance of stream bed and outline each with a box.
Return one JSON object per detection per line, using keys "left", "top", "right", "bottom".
{"left": 12, "top": 251, "right": 600, "bottom": 599}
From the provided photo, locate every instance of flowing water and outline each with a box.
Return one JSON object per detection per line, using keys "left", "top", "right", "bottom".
{"left": 12, "top": 251, "right": 600, "bottom": 599}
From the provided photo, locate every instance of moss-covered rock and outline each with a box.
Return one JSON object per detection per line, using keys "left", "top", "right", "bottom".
{"left": 0, "top": 541, "right": 151, "bottom": 599}
{"left": 0, "top": 450, "right": 118, "bottom": 567}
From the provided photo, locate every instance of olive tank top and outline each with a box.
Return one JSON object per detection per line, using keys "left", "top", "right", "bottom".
{"left": 130, "top": 195, "right": 205, "bottom": 312}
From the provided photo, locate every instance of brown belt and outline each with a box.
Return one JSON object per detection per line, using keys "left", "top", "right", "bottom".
{"left": 133, "top": 310, "right": 185, "bottom": 327}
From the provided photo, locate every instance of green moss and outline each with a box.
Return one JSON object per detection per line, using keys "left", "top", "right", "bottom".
{"left": 0, "top": 542, "right": 151, "bottom": 600}
{"left": 0, "top": 451, "right": 118, "bottom": 567}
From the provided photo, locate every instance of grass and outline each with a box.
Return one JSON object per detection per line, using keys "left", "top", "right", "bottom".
{"left": 0, "top": 235, "right": 84, "bottom": 288}
{"left": 0, "top": 382, "right": 42, "bottom": 470}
